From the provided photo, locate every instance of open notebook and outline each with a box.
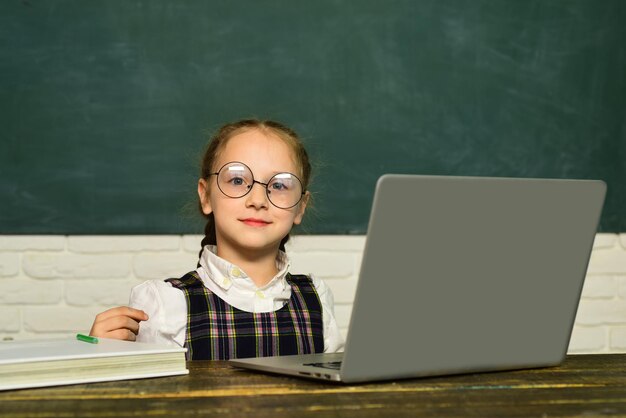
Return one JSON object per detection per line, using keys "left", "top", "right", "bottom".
{"left": 230, "top": 174, "right": 606, "bottom": 383}
{"left": 0, "top": 336, "right": 188, "bottom": 391}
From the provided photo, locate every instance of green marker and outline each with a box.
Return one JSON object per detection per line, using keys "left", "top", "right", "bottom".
{"left": 76, "top": 333, "right": 99, "bottom": 344}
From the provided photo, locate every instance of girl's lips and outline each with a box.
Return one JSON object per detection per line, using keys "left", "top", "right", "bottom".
{"left": 240, "top": 218, "right": 272, "bottom": 227}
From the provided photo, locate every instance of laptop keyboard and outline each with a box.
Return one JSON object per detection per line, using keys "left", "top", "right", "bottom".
{"left": 303, "top": 361, "right": 342, "bottom": 370}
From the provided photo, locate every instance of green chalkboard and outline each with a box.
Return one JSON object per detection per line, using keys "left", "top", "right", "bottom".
{"left": 1, "top": 0, "right": 624, "bottom": 234}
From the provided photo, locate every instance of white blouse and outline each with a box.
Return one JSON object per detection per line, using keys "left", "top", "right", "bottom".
{"left": 129, "top": 246, "right": 344, "bottom": 353}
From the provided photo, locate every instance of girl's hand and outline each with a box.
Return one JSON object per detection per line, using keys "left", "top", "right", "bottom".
{"left": 89, "top": 306, "right": 149, "bottom": 341}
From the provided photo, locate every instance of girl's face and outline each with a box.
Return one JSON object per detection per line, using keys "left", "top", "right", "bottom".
{"left": 197, "top": 128, "right": 308, "bottom": 258}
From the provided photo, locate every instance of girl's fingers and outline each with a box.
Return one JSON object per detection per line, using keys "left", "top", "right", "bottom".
{"left": 89, "top": 308, "right": 148, "bottom": 339}
{"left": 93, "top": 306, "right": 148, "bottom": 323}
{"left": 104, "top": 328, "right": 137, "bottom": 341}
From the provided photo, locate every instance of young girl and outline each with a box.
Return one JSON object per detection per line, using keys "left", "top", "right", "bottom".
{"left": 89, "top": 119, "right": 344, "bottom": 360}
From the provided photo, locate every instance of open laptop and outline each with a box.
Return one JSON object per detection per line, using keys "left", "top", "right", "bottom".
{"left": 230, "top": 174, "right": 606, "bottom": 383}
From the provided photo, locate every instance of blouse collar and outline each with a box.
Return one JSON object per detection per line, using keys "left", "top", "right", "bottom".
{"left": 198, "top": 245, "right": 290, "bottom": 291}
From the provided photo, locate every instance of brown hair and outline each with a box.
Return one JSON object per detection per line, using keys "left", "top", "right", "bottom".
{"left": 197, "top": 119, "right": 312, "bottom": 261}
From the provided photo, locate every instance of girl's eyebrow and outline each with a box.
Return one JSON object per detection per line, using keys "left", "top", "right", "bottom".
{"left": 216, "top": 160, "right": 299, "bottom": 178}
{"left": 252, "top": 167, "right": 298, "bottom": 177}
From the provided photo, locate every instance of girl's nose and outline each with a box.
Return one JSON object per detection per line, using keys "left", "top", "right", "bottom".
{"left": 245, "top": 182, "right": 269, "bottom": 209}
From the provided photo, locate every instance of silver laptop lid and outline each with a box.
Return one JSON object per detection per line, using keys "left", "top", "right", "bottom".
{"left": 341, "top": 175, "right": 605, "bottom": 383}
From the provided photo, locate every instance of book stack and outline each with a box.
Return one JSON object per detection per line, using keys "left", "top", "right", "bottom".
{"left": 0, "top": 336, "right": 188, "bottom": 391}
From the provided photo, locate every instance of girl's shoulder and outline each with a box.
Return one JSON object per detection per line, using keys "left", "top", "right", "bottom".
{"left": 131, "top": 277, "right": 189, "bottom": 298}
{"left": 164, "top": 271, "right": 203, "bottom": 289}
{"left": 288, "top": 273, "right": 332, "bottom": 298}
{"left": 287, "top": 272, "right": 319, "bottom": 286}
{"left": 129, "top": 278, "right": 188, "bottom": 322}
{"left": 286, "top": 273, "right": 312, "bottom": 282}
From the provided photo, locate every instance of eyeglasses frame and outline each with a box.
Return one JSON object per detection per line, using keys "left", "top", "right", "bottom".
{"left": 208, "top": 161, "right": 306, "bottom": 209}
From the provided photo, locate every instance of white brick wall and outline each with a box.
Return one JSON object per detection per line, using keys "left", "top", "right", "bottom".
{"left": 1, "top": 233, "right": 625, "bottom": 354}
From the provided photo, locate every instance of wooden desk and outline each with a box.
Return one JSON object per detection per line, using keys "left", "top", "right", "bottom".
{"left": 1, "top": 354, "right": 625, "bottom": 417}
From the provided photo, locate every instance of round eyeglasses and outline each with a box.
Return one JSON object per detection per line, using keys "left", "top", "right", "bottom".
{"left": 208, "top": 161, "right": 305, "bottom": 209}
